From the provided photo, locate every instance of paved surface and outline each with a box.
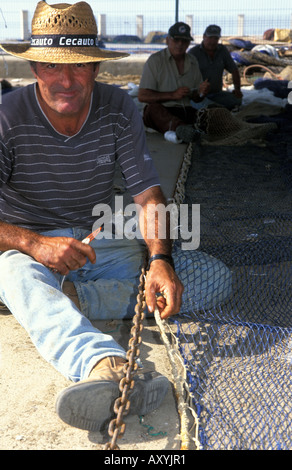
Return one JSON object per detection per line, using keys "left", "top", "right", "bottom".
{"left": 0, "top": 54, "right": 150, "bottom": 80}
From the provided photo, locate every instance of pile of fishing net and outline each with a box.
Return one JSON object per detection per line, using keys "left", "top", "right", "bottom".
{"left": 196, "top": 107, "right": 277, "bottom": 146}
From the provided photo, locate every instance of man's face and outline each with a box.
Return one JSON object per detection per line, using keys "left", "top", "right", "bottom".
{"left": 31, "top": 62, "right": 99, "bottom": 118}
{"left": 202, "top": 35, "right": 219, "bottom": 52}
{"left": 166, "top": 36, "right": 190, "bottom": 58}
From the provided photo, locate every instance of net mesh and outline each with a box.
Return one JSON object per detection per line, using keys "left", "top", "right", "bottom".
{"left": 196, "top": 107, "right": 278, "bottom": 146}
{"left": 170, "top": 116, "right": 292, "bottom": 450}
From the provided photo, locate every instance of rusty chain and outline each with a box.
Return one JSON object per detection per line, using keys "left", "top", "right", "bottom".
{"left": 102, "top": 143, "right": 193, "bottom": 450}
{"left": 103, "top": 259, "right": 147, "bottom": 450}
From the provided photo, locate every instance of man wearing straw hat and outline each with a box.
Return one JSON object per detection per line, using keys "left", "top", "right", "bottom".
{"left": 0, "top": 2, "right": 232, "bottom": 432}
{"left": 0, "top": 0, "right": 185, "bottom": 432}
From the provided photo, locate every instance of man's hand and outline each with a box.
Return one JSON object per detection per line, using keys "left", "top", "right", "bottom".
{"left": 198, "top": 79, "right": 210, "bottom": 97}
{"left": 145, "top": 259, "right": 184, "bottom": 319}
{"left": 232, "top": 88, "right": 243, "bottom": 99}
{"left": 134, "top": 186, "right": 184, "bottom": 319}
{"left": 138, "top": 86, "right": 195, "bottom": 104}
{"left": 31, "top": 235, "right": 96, "bottom": 275}
{"left": 172, "top": 86, "right": 192, "bottom": 100}
{"left": 0, "top": 221, "right": 96, "bottom": 275}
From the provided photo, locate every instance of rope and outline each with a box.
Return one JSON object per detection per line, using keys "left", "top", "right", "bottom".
{"left": 243, "top": 64, "right": 283, "bottom": 84}
{"left": 152, "top": 142, "right": 201, "bottom": 450}
{"left": 172, "top": 143, "right": 193, "bottom": 207}
{"left": 154, "top": 307, "right": 201, "bottom": 450}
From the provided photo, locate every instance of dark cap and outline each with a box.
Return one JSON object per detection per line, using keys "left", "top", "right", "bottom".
{"left": 168, "top": 22, "right": 193, "bottom": 41}
{"left": 204, "top": 24, "right": 221, "bottom": 38}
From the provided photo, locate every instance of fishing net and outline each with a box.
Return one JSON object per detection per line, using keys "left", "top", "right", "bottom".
{"left": 170, "top": 114, "right": 292, "bottom": 450}
{"left": 196, "top": 106, "right": 278, "bottom": 146}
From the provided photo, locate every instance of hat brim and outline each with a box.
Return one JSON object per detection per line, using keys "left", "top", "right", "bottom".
{"left": 171, "top": 35, "right": 193, "bottom": 41}
{"left": 204, "top": 33, "right": 221, "bottom": 38}
{"left": 0, "top": 42, "right": 128, "bottom": 63}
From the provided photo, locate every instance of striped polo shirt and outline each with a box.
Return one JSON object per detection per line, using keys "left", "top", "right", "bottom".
{"left": 0, "top": 82, "right": 160, "bottom": 231}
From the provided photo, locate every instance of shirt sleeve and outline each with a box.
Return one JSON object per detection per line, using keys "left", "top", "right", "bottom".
{"left": 114, "top": 91, "right": 160, "bottom": 197}
{"left": 222, "top": 45, "right": 238, "bottom": 73}
{"left": 139, "top": 55, "right": 159, "bottom": 90}
{"left": 0, "top": 121, "right": 12, "bottom": 190}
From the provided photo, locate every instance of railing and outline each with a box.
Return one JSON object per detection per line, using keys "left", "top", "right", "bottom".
{"left": 0, "top": 1, "right": 291, "bottom": 44}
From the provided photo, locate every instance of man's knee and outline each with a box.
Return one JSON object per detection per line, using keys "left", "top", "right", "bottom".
{"left": 143, "top": 103, "right": 180, "bottom": 133}
{"left": 0, "top": 251, "right": 24, "bottom": 305}
{"left": 173, "top": 249, "right": 233, "bottom": 311}
{"left": 208, "top": 91, "right": 241, "bottom": 110}
{"left": 0, "top": 250, "right": 22, "bottom": 275}
{"left": 143, "top": 103, "right": 164, "bottom": 129}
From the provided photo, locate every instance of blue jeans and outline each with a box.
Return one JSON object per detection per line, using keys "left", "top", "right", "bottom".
{"left": 0, "top": 228, "right": 232, "bottom": 382}
{"left": 192, "top": 91, "right": 241, "bottom": 111}
{"left": 207, "top": 91, "right": 242, "bottom": 110}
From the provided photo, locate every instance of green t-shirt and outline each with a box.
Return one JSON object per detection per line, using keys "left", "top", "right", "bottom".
{"left": 139, "top": 47, "right": 203, "bottom": 108}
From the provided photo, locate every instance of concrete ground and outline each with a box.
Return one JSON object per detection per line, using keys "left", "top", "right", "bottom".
{"left": 0, "top": 68, "right": 189, "bottom": 449}
{"left": 0, "top": 312, "right": 183, "bottom": 450}
{"left": 0, "top": 53, "right": 150, "bottom": 80}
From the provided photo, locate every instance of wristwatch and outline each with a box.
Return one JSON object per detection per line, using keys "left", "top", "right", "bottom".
{"left": 148, "top": 254, "right": 175, "bottom": 271}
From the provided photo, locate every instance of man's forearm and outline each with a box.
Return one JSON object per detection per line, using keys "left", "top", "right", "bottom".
{"left": 142, "top": 212, "right": 173, "bottom": 257}
{"left": 138, "top": 88, "right": 176, "bottom": 104}
{"left": 191, "top": 89, "right": 204, "bottom": 103}
{"left": 0, "top": 220, "right": 96, "bottom": 275}
{"left": 0, "top": 220, "right": 41, "bottom": 254}
{"left": 134, "top": 186, "right": 173, "bottom": 257}
{"left": 232, "top": 69, "right": 241, "bottom": 90}
{"left": 134, "top": 187, "right": 184, "bottom": 318}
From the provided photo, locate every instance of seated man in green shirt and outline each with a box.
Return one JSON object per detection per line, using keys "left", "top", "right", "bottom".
{"left": 138, "top": 22, "right": 210, "bottom": 143}
{"left": 188, "top": 25, "right": 243, "bottom": 110}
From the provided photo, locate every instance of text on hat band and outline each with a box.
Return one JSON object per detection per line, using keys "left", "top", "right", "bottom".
{"left": 30, "top": 34, "right": 99, "bottom": 47}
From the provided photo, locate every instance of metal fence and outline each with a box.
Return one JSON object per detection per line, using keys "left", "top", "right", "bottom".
{"left": 0, "top": 0, "right": 291, "bottom": 46}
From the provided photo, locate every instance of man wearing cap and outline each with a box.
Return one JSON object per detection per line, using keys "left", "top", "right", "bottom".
{"left": 138, "top": 22, "right": 210, "bottom": 143}
{"left": 188, "top": 25, "right": 242, "bottom": 110}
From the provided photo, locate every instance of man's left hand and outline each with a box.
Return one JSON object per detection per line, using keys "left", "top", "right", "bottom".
{"left": 145, "top": 259, "right": 184, "bottom": 319}
{"left": 232, "top": 89, "right": 243, "bottom": 99}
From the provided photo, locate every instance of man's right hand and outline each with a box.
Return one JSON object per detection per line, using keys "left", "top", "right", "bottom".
{"left": 198, "top": 79, "right": 210, "bottom": 97}
{"left": 31, "top": 235, "right": 96, "bottom": 275}
{"left": 0, "top": 222, "right": 95, "bottom": 275}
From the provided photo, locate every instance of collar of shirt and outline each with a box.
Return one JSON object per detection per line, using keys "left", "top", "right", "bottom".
{"left": 200, "top": 41, "right": 222, "bottom": 60}
{"left": 166, "top": 47, "right": 194, "bottom": 75}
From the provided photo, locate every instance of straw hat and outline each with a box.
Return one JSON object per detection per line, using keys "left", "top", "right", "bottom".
{"left": 0, "top": 1, "right": 129, "bottom": 63}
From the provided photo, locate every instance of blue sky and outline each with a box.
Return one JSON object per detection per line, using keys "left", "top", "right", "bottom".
{"left": 0, "top": 0, "right": 291, "bottom": 40}
{"left": 1, "top": 0, "right": 290, "bottom": 11}
{"left": 1, "top": 0, "right": 290, "bottom": 14}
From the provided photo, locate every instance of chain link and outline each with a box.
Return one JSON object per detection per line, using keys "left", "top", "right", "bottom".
{"left": 103, "top": 259, "right": 147, "bottom": 450}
